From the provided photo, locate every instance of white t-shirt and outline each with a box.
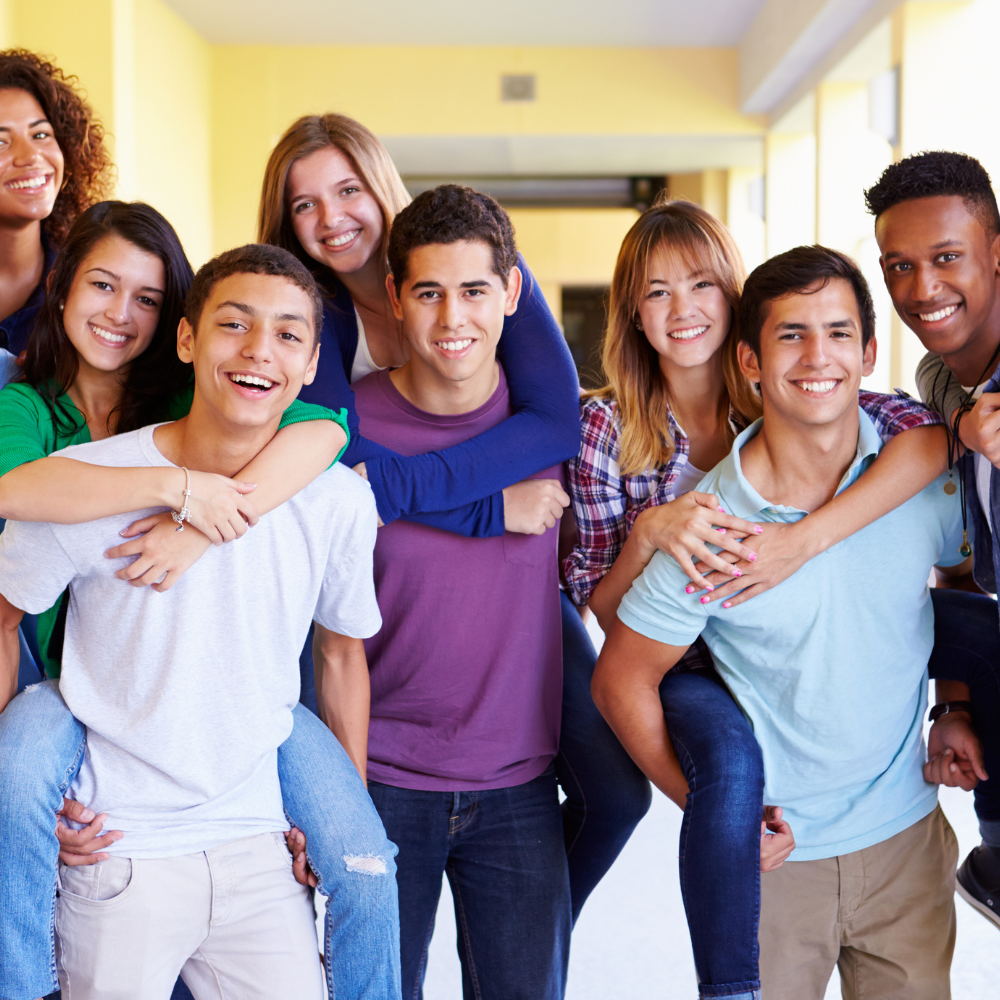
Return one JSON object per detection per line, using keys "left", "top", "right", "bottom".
{"left": 350, "top": 309, "right": 387, "bottom": 384}
{"left": 671, "top": 458, "right": 708, "bottom": 498}
{"left": 0, "top": 425, "right": 381, "bottom": 859}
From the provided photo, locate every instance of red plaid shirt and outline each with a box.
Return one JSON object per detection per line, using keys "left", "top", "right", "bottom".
{"left": 563, "top": 390, "right": 943, "bottom": 607}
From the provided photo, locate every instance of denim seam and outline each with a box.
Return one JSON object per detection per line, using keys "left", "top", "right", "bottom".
{"left": 555, "top": 748, "right": 588, "bottom": 858}
{"left": 450, "top": 795, "right": 479, "bottom": 837}
{"left": 448, "top": 869, "right": 484, "bottom": 1000}
{"left": 411, "top": 906, "right": 436, "bottom": 1000}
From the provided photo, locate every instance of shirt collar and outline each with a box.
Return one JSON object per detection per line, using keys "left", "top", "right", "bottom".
{"left": 716, "top": 406, "right": 882, "bottom": 520}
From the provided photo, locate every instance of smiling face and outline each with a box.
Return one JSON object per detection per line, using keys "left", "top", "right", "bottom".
{"left": 388, "top": 239, "right": 520, "bottom": 398}
{"left": 0, "top": 87, "right": 65, "bottom": 227}
{"left": 876, "top": 194, "right": 1000, "bottom": 380}
{"left": 178, "top": 272, "right": 318, "bottom": 431}
{"left": 637, "top": 242, "right": 731, "bottom": 378}
{"left": 739, "top": 278, "right": 875, "bottom": 428}
{"left": 62, "top": 233, "right": 165, "bottom": 378}
{"left": 286, "top": 146, "right": 384, "bottom": 276}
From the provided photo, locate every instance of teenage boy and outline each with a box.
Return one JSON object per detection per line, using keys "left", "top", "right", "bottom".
{"left": 0, "top": 245, "right": 393, "bottom": 1000}
{"left": 868, "top": 150, "right": 1000, "bottom": 925}
{"left": 593, "top": 246, "right": 968, "bottom": 1000}
{"left": 321, "top": 185, "right": 570, "bottom": 1000}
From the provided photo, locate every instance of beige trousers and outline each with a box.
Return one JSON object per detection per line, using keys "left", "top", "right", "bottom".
{"left": 55, "top": 832, "right": 324, "bottom": 1000}
{"left": 759, "top": 806, "right": 958, "bottom": 1000}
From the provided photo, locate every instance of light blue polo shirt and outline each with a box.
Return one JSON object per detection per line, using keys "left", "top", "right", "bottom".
{"left": 618, "top": 408, "right": 964, "bottom": 861}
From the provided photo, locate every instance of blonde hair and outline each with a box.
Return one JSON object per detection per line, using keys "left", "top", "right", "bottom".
{"left": 592, "top": 196, "right": 761, "bottom": 475}
{"left": 257, "top": 113, "right": 412, "bottom": 289}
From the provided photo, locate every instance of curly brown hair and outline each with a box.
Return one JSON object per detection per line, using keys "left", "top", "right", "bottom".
{"left": 0, "top": 49, "right": 113, "bottom": 244}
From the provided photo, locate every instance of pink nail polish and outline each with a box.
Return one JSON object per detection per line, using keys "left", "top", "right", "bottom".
{"left": 700, "top": 595, "right": 710, "bottom": 604}
{"left": 722, "top": 601, "right": 731, "bottom": 609}
{"left": 754, "top": 525, "right": 763, "bottom": 534}
{"left": 717, "top": 527, "right": 726, "bottom": 533}
{"left": 685, "top": 585, "right": 694, "bottom": 594}
{"left": 748, "top": 552, "right": 757, "bottom": 561}
{"left": 705, "top": 584, "right": 714, "bottom": 592}
{"left": 717, "top": 507, "right": 726, "bottom": 513}
{"left": 733, "top": 568, "right": 742, "bottom": 577}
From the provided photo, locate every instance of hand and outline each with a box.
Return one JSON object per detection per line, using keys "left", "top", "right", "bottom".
{"left": 632, "top": 493, "right": 763, "bottom": 592}
{"left": 179, "top": 470, "right": 259, "bottom": 544}
{"left": 924, "top": 712, "right": 988, "bottom": 791}
{"left": 351, "top": 464, "right": 384, "bottom": 526}
{"left": 958, "top": 392, "right": 1000, "bottom": 468}
{"left": 106, "top": 512, "right": 212, "bottom": 591}
{"left": 760, "top": 805, "right": 795, "bottom": 872}
{"left": 688, "top": 522, "right": 809, "bottom": 609}
{"left": 56, "top": 797, "right": 122, "bottom": 866}
{"left": 503, "top": 478, "right": 570, "bottom": 535}
{"left": 285, "top": 827, "right": 318, "bottom": 888}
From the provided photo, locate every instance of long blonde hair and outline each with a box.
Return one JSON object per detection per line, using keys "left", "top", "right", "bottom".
{"left": 257, "top": 113, "right": 412, "bottom": 290}
{"left": 593, "top": 196, "right": 761, "bottom": 475}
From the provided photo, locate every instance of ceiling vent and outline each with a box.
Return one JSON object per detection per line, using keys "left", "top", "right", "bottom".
{"left": 501, "top": 74, "right": 536, "bottom": 102}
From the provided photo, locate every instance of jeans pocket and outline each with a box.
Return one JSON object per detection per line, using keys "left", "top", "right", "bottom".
{"left": 58, "top": 857, "right": 133, "bottom": 902}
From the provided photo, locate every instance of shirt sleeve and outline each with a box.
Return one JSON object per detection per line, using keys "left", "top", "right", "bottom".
{"left": 858, "top": 390, "right": 943, "bottom": 444}
{"left": 0, "top": 520, "right": 78, "bottom": 613}
{"left": 276, "top": 401, "right": 351, "bottom": 465}
{"left": 915, "top": 351, "right": 967, "bottom": 419}
{"left": 312, "top": 474, "right": 383, "bottom": 638}
{"left": 616, "top": 550, "right": 708, "bottom": 647}
{"left": 562, "top": 397, "right": 629, "bottom": 606}
{"left": 0, "top": 383, "right": 57, "bottom": 477}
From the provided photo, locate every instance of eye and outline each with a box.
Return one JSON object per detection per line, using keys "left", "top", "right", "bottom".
{"left": 137, "top": 295, "right": 159, "bottom": 308}
{"left": 694, "top": 281, "right": 714, "bottom": 289}
{"left": 32, "top": 129, "right": 51, "bottom": 140}
{"left": 220, "top": 321, "right": 245, "bottom": 331}
{"left": 278, "top": 330, "right": 302, "bottom": 342}
{"left": 92, "top": 281, "right": 113, "bottom": 291}
{"left": 646, "top": 289, "right": 667, "bottom": 299}
{"left": 292, "top": 200, "right": 314, "bottom": 214}
{"left": 340, "top": 185, "right": 360, "bottom": 196}
{"left": 937, "top": 252, "right": 960, "bottom": 264}
{"left": 466, "top": 288, "right": 485, "bottom": 297}
{"left": 888, "top": 262, "right": 912, "bottom": 273}
{"left": 417, "top": 290, "right": 441, "bottom": 300}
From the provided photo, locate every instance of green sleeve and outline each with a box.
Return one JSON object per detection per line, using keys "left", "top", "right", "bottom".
{"left": 167, "top": 381, "right": 195, "bottom": 421}
{"left": 276, "top": 401, "right": 351, "bottom": 465}
{"left": 0, "top": 383, "right": 61, "bottom": 476}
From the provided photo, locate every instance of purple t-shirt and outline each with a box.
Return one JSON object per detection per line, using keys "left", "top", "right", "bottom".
{"left": 354, "top": 367, "right": 563, "bottom": 791}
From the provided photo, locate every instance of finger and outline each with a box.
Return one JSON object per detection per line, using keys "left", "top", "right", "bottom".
{"left": 232, "top": 479, "right": 257, "bottom": 494}
{"left": 238, "top": 498, "right": 260, "bottom": 528}
{"left": 118, "top": 515, "right": 162, "bottom": 539}
{"left": 695, "top": 575, "right": 751, "bottom": 603}
{"left": 59, "top": 850, "right": 110, "bottom": 866}
{"left": 716, "top": 583, "right": 768, "bottom": 610}
{"left": 117, "top": 554, "right": 156, "bottom": 582}
{"left": 105, "top": 538, "right": 147, "bottom": 559}
{"left": 689, "top": 492, "right": 720, "bottom": 511}
{"left": 151, "top": 569, "right": 179, "bottom": 593}
{"left": 703, "top": 530, "right": 758, "bottom": 564}
{"left": 127, "top": 565, "right": 170, "bottom": 589}
{"left": 58, "top": 800, "right": 97, "bottom": 824}
{"left": 963, "top": 740, "right": 989, "bottom": 783}
{"left": 709, "top": 511, "right": 765, "bottom": 540}
{"left": 554, "top": 487, "right": 571, "bottom": 508}
{"left": 692, "top": 550, "right": 740, "bottom": 576}
{"left": 59, "top": 830, "right": 122, "bottom": 855}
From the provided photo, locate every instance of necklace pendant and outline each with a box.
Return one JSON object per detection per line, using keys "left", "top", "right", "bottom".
{"left": 944, "top": 480, "right": 957, "bottom": 495}
{"left": 960, "top": 531, "right": 973, "bottom": 558}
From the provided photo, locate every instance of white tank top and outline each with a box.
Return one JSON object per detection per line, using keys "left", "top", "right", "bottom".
{"left": 349, "top": 309, "right": 387, "bottom": 384}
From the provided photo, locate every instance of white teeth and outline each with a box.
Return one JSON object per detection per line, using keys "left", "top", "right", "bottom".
{"left": 90, "top": 324, "right": 129, "bottom": 344}
{"left": 668, "top": 326, "right": 708, "bottom": 341}
{"left": 438, "top": 339, "right": 473, "bottom": 352}
{"left": 326, "top": 230, "right": 359, "bottom": 248}
{"left": 918, "top": 305, "right": 959, "bottom": 323}
{"left": 6, "top": 175, "right": 47, "bottom": 190}
{"left": 229, "top": 373, "right": 274, "bottom": 389}
{"left": 798, "top": 379, "right": 838, "bottom": 393}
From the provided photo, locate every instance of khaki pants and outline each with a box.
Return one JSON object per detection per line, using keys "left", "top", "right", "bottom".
{"left": 759, "top": 806, "right": 958, "bottom": 1000}
{"left": 55, "top": 832, "right": 324, "bottom": 1000}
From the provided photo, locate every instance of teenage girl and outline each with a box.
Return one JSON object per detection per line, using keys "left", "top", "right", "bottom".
{"left": 0, "top": 49, "right": 112, "bottom": 353}
{"left": 257, "top": 112, "right": 652, "bottom": 919}
{"left": 0, "top": 202, "right": 400, "bottom": 1000}
{"left": 564, "top": 197, "right": 950, "bottom": 999}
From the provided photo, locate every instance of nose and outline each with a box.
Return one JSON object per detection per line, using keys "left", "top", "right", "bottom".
{"left": 911, "top": 262, "right": 943, "bottom": 304}
{"left": 439, "top": 291, "right": 466, "bottom": 333}
{"left": 669, "top": 287, "right": 694, "bottom": 320}
{"left": 105, "top": 291, "right": 131, "bottom": 327}
{"left": 241, "top": 325, "right": 274, "bottom": 364}
{"left": 10, "top": 131, "right": 40, "bottom": 167}
{"left": 318, "top": 195, "right": 345, "bottom": 231}
{"left": 800, "top": 333, "right": 830, "bottom": 368}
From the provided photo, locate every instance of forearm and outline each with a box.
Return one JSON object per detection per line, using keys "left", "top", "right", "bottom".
{"left": 935, "top": 679, "right": 972, "bottom": 705}
{"left": 0, "top": 458, "right": 179, "bottom": 522}
{"left": 313, "top": 628, "right": 370, "bottom": 781}
{"left": 237, "top": 420, "right": 347, "bottom": 516}
{"left": 796, "top": 426, "right": 948, "bottom": 556}
{"left": 0, "top": 601, "right": 24, "bottom": 712}
{"left": 590, "top": 530, "right": 655, "bottom": 633}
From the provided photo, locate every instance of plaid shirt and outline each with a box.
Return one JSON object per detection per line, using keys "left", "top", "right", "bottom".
{"left": 563, "top": 390, "right": 943, "bottom": 607}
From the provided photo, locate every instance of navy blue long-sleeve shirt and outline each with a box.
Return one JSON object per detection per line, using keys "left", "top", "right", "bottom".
{"left": 298, "top": 255, "right": 581, "bottom": 537}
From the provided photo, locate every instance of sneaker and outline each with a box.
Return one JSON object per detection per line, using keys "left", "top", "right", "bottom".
{"left": 956, "top": 846, "right": 1000, "bottom": 930}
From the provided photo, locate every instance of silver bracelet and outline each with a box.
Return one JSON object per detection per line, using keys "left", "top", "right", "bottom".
{"left": 171, "top": 467, "right": 192, "bottom": 532}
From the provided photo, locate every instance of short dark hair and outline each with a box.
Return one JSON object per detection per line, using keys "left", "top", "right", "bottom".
{"left": 864, "top": 151, "right": 1000, "bottom": 238}
{"left": 387, "top": 184, "right": 517, "bottom": 292}
{"left": 185, "top": 244, "right": 323, "bottom": 345}
{"left": 738, "top": 245, "right": 876, "bottom": 358}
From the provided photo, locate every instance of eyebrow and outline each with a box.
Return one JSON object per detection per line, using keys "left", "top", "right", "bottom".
{"left": 775, "top": 318, "right": 857, "bottom": 330}
{"left": 85, "top": 267, "right": 163, "bottom": 294}
{"left": 288, "top": 176, "right": 361, "bottom": 202}
{"left": 0, "top": 118, "right": 50, "bottom": 132}
{"left": 410, "top": 279, "right": 492, "bottom": 289}
{"left": 216, "top": 300, "right": 307, "bottom": 324}
{"left": 883, "top": 239, "right": 964, "bottom": 260}
{"left": 648, "top": 269, "right": 709, "bottom": 285}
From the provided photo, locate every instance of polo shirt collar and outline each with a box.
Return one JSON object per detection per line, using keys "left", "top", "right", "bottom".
{"left": 717, "top": 406, "right": 882, "bottom": 520}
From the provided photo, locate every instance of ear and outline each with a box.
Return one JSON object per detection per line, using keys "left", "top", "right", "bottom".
{"left": 862, "top": 335, "right": 877, "bottom": 378}
{"left": 991, "top": 231, "right": 1000, "bottom": 276}
{"left": 503, "top": 266, "right": 523, "bottom": 316}
{"left": 302, "top": 342, "right": 320, "bottom": 386}
{"left": 385, "top": 272, "right": 405, "bottom": 321}
{"left": 877, "top": 255, "right": 887, "bottom": 282}
{"left": 176, "top": 317, "right": 195, "bottom": 364}
{"left": 737, "top": 339, "right": 761, "bottom": 387}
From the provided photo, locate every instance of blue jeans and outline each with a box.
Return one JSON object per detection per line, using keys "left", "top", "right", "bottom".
{"left": 0, "top": 681, "right": 401, "bottom": 1000}
{"left": 928, "top": 587, "right": 1000, "bottom": 824}
{"left": 300, "top": 599, "right": 653, "bottom": 926}
{"left": 661, "top": 667, "right": 764, "bottom": 1000}
{"left": 368, "top": 768, "right": 572, "bottom": 1000}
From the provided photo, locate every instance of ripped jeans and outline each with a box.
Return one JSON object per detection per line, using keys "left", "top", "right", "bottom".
{"left": 0, "top": 680, "right": 402, "bottom": 1000}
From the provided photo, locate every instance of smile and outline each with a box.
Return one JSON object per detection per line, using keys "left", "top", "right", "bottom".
{"left": 323, "top": 230, "right": 359, "bottom": 248}
{"left": 436, "top": 339, "right": 473, "bottom": 353}
{"left": 794, "top": 379, "right": 840, "bottom": 393}
{"left": 5, "top": 174, "right": 49, "bottom": 191}
{"left": 228, "top": 372, "right": 275, "bottom": 391}
{"left": 918, "top": 305, "right": 959, "bottom": 323}
{"left": 89, "top": 323, "right": 132, "bottom": 346}
{"left": 668, "top": 326, "right": 708, "bottom": 341}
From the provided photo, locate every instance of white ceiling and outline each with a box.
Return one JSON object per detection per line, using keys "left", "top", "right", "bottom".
{"left": 161, "top": 0, "right": 770, "bottom": 47}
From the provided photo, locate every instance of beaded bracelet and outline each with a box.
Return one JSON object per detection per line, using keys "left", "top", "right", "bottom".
{"left": 171, "top": 466, "right": 192, "bottom": 532}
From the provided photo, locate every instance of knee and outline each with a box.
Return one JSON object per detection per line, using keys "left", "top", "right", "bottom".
{"left": 688, "top": 725, "right": 764, "bottom": 806}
